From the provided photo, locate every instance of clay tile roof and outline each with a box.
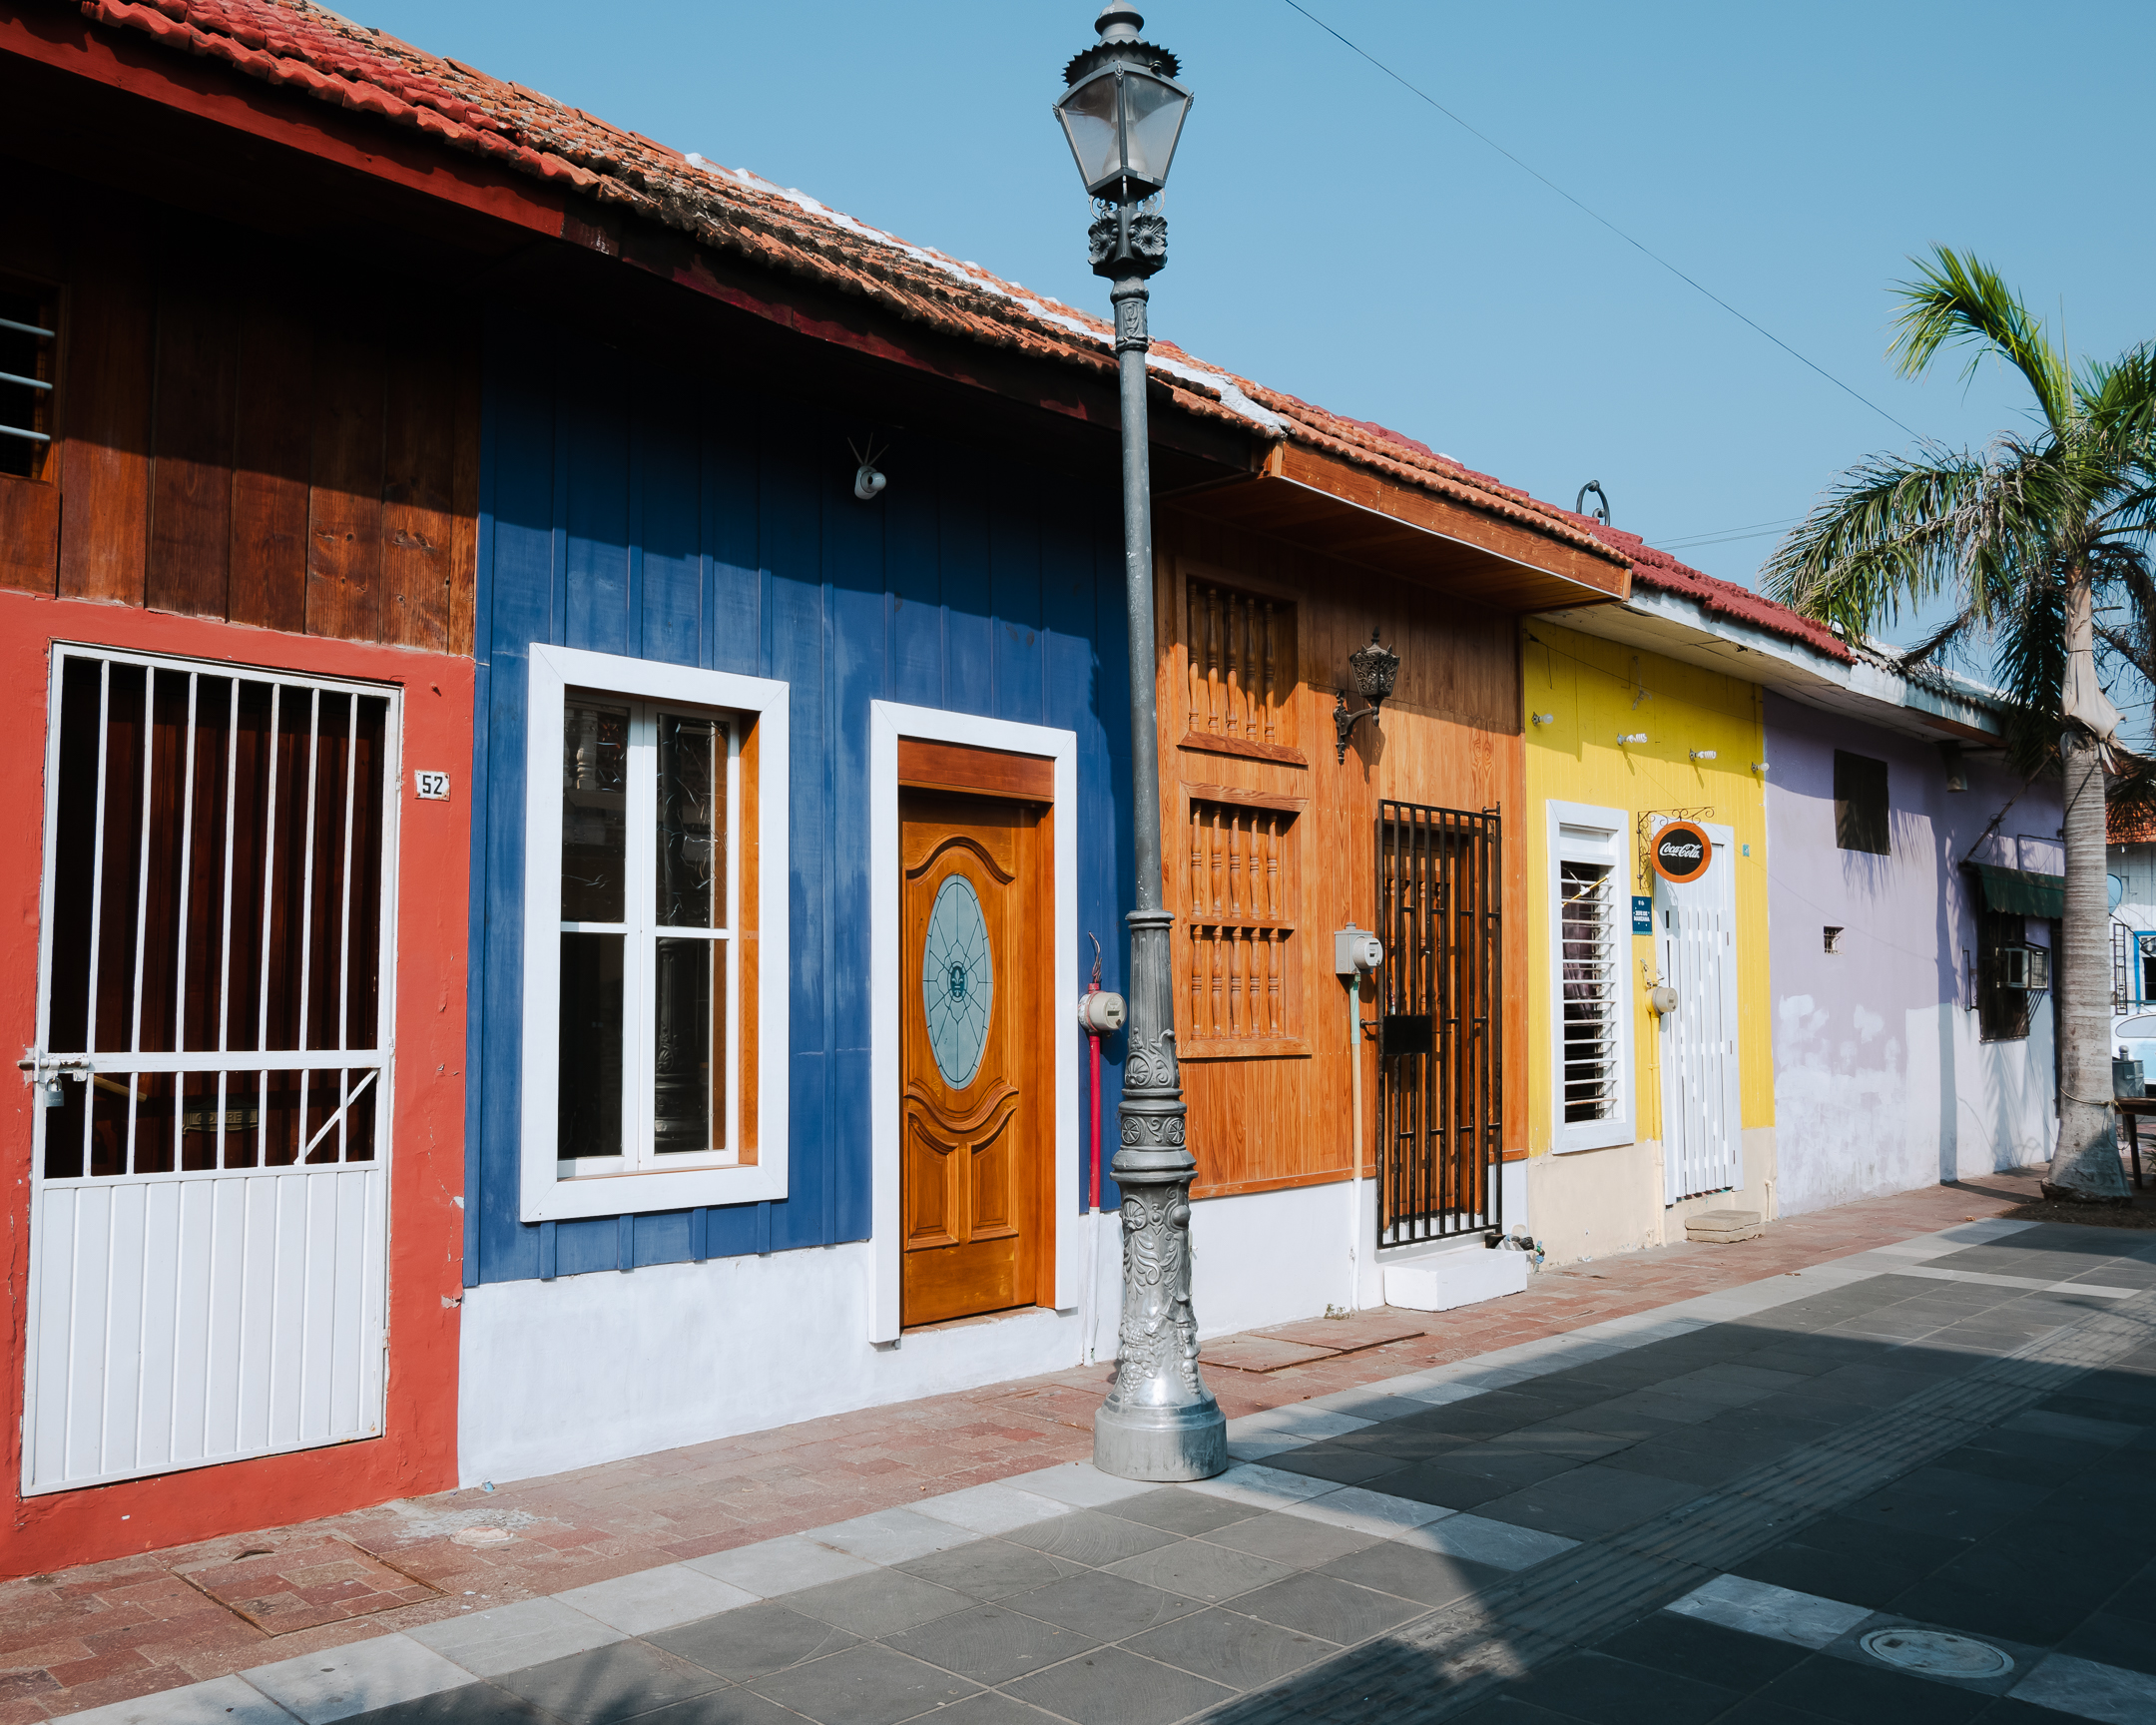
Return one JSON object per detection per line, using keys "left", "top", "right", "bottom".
{"left": 67, "top": 0, "right": 1631, "bottom": 571}
{"left": 1544, "top": 507, "right": 1852, "bottom": 662}
{"left": 2111, "top": 804, "right": 2156, "bottom": 846}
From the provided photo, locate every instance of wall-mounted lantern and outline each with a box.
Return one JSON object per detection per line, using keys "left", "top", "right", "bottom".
{"left": 1333, "top": 628, "right": 1400, "bottom": 762}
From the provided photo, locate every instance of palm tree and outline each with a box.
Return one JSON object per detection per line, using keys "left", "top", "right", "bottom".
{"left": 1764, "top": 248, "right": 2156, "bottom": 1202}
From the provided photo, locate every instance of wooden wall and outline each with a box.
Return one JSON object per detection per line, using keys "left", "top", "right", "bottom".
{"left": 469, "top": 310, "right": 1137, "bottom": 1284}
{"left": 1156, "top": 510, "right": 1531, "bottom": 1199}
{"left": 0, "top": 176, "right": 478, "bottom": 652}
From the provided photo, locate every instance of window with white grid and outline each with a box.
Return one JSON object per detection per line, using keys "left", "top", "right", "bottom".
{"left": 1549, "top": 805, "right": 1633, "bottom": 1152}
{"left": 521, "top": 645, "right": 792, "bottom": 1222}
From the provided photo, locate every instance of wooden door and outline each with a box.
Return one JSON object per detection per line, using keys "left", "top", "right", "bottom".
{"left": 899, "top": 787, "right": 1049, "bottom": 1327}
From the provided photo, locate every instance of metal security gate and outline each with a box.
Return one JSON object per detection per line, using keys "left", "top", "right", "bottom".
{"left": 22, "top": 647, "right": 398, "bottom": 1493}
{"left": 1375, "top": 802, "right": 1501, "bottom": 1247}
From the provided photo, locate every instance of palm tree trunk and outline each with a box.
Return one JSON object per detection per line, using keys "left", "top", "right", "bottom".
{"left": 2046, "top": 724, "right": 2130, "bottom": 1199}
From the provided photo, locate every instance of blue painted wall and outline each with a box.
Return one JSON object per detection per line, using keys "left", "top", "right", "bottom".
{"left": 464, "top": 313, "right": 1136, "bottom": 1286}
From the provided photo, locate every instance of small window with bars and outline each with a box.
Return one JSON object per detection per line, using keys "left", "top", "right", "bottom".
{"left": 1183, "top": 579, "right": 1296, "bottom": 754}
{"left": 1, "top": 275, "right": 59, "bottom": 481}
{"left": 1182, "top": 797, "right": 1300, "bottom": 1050}
{"left": 1551, "top": 809, "right": 1632, "bottom": 1152}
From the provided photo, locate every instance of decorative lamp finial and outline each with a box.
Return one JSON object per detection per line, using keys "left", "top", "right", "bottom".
{"left": 1096, "top": 3, "right": 1145, "bottom": 42}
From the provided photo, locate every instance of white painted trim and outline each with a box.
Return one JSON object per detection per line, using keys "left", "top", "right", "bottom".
{"left": 521, "top": 645, "right": 791, "bottom": 1221}
{"left": 1546, "top": 799, "right": 1635, "bottom": 1154}
{"left": 869, "top": 702, "right": 1079, "bottom": 1345}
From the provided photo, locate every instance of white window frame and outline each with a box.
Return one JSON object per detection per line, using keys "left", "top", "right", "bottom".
{"left": 522, "top": 645, "right": 789, "bottom": 1220}
{"left": 1548, "top": 800, "right": 1634, "bottom": 1153}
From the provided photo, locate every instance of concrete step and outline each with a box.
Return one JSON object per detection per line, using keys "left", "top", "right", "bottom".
{"left": 1686, "top": 1208, "right": 1764, "bottom": 1244}
{"left": 1380, "top": 1238, "right": 1529, "bottom": 1312}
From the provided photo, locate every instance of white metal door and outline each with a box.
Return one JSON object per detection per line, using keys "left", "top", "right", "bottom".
{"left": 23, "top": 647, "right": 399, "bottom": 1494}
{"left": 1655, "top": 820, "right": 1741, "bottom": 1202}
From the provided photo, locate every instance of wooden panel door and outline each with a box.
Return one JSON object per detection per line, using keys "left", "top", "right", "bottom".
{"left": 899, "top": 789, "right": 1048, "bottom": 1327}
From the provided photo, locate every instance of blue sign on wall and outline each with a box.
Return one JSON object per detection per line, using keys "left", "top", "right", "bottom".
{"left": 1632, "top": 894, "right": 1653, "bottom": 934}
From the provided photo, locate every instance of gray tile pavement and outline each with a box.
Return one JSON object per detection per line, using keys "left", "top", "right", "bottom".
{"left": 86, "top": 1220, "right": 2156, "bottom": 1725}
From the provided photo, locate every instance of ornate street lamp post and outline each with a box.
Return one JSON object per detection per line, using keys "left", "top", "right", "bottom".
{"left": 1053, "top": 3, "right": 1225, "bottom": 1481}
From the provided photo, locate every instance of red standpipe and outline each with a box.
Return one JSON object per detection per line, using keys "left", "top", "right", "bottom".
{"left": 1087, "top": 978, "right": 1103, "bottom": 1213}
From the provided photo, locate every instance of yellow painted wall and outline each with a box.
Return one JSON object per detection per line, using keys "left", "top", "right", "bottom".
{"left": 1521, "top": 620, "right": 1773, "bottom": 1157}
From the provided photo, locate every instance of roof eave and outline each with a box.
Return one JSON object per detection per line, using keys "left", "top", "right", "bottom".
{"left": 1536, "top": 585, "right": 2006, "bottom": 744}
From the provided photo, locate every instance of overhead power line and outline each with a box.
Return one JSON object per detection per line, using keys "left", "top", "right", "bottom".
{"left": 1280, "top": 1, "right": 1923, "bottom": 441}
{"left": 1656, "top": 516, "right": 1803, "bottom": 551}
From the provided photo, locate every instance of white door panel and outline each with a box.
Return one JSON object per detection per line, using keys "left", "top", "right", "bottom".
{"left": 1656, "top": 822, "right": 1742, "bottom": 1202}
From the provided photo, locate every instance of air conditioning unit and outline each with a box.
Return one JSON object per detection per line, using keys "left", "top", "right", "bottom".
{"left": 1999, "top": 944, "right": 2051, "bottom": 991}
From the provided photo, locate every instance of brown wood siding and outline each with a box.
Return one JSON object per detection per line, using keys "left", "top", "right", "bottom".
{"left": 1158, "top": 509, "right": 1529, "bottom": 1201}
{"left": 0, "top": 175, "right": 477, "bottom": 654}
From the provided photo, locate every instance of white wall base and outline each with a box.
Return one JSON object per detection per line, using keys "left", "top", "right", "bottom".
{"left": 1520, "top": 1128, "right": 1779, "bottom": 1268}
{"left": 1188, "top": 1180, "right": 1358, "bottom": 1339}
{"left": 1380, "top": 1239, "right": 1528, "bottom": 1312}
{"left": 460, "top": 1181, "right": 1384, "bottom": 1487}
{"left": 1775, "top": 996, "right": 2055, "bottom": 1216}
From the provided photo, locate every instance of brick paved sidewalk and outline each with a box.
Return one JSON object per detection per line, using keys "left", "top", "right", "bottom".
{"left": 0, "top": 1174, "right": 2044, "bottom": 1721}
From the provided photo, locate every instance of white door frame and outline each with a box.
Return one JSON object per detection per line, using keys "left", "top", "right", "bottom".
{"left": 867, "top": 702, "right": 1077, "bottom": 1344}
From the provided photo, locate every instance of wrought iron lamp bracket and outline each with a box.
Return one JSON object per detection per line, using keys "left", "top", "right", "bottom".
{"left": 1334, "top": 691, "right": 1379, "bottom": 763}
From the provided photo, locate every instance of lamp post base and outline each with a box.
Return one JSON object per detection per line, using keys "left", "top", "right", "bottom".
{"left": 1093, "top": 1400, "right": 1228, "bottom": 1482}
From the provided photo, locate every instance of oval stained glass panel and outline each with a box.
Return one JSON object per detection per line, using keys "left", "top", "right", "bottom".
{"left": 922, "top": 872, "right": 994, "bottom": 1087}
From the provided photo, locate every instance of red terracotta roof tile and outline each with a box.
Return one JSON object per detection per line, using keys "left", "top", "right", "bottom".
{"left": 62, "top": 1, "right": 1879, "bottom": 653}
{"left": 1547, "top": 509, "right": 1852, "bottom": 662}
{"left": 64, "top": 0, "right": 1633, "bottom": 570}
{"left": 2111, "top": 804, "right": 2156, "bottom": 846}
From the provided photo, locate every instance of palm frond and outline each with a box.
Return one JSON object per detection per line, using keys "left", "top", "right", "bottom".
{"left": 1987, "top": 570, "right": 2068, "bottom": 776}
{"left": 1896, "top": 605, "right": 1976, "bottom": 669}
{"left": 1761, "top": 441, "right": 2059, "bottom": 635}
{"left": 1891, "top": 247, "right": 2071, "bottom": 431}
{"left": 2078, "top": 339, "right": 2156, "bottom": 442}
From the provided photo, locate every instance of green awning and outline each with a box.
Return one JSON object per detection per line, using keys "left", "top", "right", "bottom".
{"left": 1968, "top": 863, "right": 2066, "bottom": 919}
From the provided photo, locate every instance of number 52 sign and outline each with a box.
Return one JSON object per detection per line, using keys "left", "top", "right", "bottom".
{"left": 412, "top": 770, "right": 452, "bottom": 802}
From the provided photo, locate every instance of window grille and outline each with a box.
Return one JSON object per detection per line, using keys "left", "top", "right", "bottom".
{"left": 0, "top": 276, "right": 58, "bottom": 481}
{"left": 1184, "top": 798, "right": 1296, "bottom": 1044}
{"left": 34, "top": 652, "right": 394, "bottom": 1178}
{"left": 1975, "top": 909, "right": 2035, "bottom": 1042}
{"left": 1186, "top": 582, "right": 1294, "bottom": 749}
{"left": 1559, "top": 859, "right": 1621, "bottom": 1123}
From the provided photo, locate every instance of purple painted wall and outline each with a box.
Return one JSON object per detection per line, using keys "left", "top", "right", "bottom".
{"left": 1764, "top": 689, "right": 2060, "bottom": 1214}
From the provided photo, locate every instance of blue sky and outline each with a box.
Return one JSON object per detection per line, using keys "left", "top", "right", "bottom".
{"left": 366, "top": 1, "right": 2154, "bottom": 694}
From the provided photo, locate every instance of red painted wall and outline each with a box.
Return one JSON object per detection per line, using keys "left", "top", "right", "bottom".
{"left": 0, "top": 593, "right": 469, "bottom": 1576}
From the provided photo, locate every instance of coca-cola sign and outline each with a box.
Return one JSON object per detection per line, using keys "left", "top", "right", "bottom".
{"left": 1651, "top": 820, "right": 1713, "bottom": 884}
